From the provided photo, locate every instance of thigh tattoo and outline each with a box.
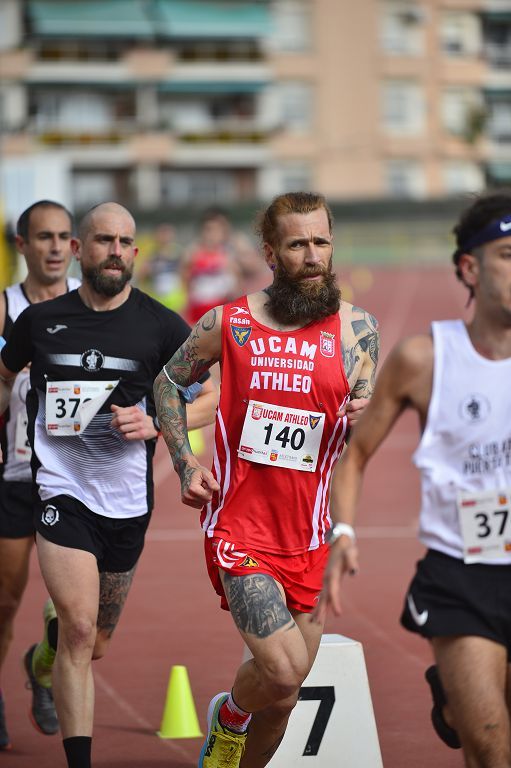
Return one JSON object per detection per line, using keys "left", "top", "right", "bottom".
{"left": 97, "top": 565, "right": 137, "bottom": 638}
{"left": 223, "top": 573, "right": 294, "bottom": 638}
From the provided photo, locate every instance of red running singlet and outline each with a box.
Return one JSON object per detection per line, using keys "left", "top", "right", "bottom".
{"left": 201, "top": 297, "right": 350, "bottom": 556}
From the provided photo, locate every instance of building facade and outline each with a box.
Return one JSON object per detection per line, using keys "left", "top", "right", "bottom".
{"left": 0, "top": 0, "right": 510, "bottom": 217}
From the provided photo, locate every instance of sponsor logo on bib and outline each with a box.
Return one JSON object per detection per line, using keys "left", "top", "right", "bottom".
{"left": 309, "top": 415, "right": 321, "bottom": 429}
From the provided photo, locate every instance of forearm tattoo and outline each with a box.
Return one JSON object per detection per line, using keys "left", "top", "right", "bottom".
{"left": 153, "top": 309, "right": 219, "bottom": 481}
{"left": 97, "top": 566, "right": 136, "bottom": 638}
{"left": 342, "top": 308, "right": 379, "bottom": 398}
{"left": 223, "top": 573, "right": 295, "bottom": 638}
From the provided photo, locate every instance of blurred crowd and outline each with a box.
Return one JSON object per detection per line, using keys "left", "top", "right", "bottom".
{"left": 135, "top": 207, "right": 268, "bottom": 323}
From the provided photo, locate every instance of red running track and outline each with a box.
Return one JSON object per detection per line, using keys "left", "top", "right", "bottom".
{"left": 3, "top": 265, "right": 468, "bottom": 767}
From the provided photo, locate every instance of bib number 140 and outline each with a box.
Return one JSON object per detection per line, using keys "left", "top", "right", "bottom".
{"left": 263, "top": 423, "right": 305, "bottom": 451}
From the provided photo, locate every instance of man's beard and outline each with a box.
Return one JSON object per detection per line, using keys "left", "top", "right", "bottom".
{"left": 82, "top": 257, "right": 133, "bottom": 297}
{"left": 265, "top": 258, "right": 341, "bottom": 325}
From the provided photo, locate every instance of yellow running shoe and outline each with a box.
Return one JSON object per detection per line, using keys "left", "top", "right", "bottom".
{"left": 198, "top": 693, "right": 247, "bottom": 768}
{"left": 32, "top": 598, "right": 57, "bottom": 688}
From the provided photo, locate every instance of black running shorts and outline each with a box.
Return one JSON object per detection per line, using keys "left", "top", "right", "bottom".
{"left": 401, "top": 548, "right": 511, "bottom": 659}
{"left": 0, "top": 480, "right": 36, "bottom": 538}
{"left": 35, "top": 494, "right": 151, "bottom": 573}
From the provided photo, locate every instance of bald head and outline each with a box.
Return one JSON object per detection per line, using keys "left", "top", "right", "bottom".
{"left": 78, "top": 203, "right": 136, "bottom": 243}
{"left": 74, "top": 202, "right": 138, "bottom": 299}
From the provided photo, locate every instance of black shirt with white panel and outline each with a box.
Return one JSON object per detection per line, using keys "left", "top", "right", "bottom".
{"left": 1, "top": 288, "right": 191, "bottom": 520}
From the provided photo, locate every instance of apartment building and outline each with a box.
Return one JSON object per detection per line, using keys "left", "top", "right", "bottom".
{"left": 0, "top": 0, "right": 510, "bottom": 216}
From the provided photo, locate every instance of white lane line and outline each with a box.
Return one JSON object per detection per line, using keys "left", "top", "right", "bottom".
{"left": 94, "top": 670, "right": 192, "bottom": 758}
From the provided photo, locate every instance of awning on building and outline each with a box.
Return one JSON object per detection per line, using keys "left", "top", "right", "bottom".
{"left": 158, "top": 81, "right": 267, "bottom": 94}
{"left": 27, "top": 0, "right": 154, "bottom": 37}
{"left": 487, "top": 161, "right": 511, "bottom": 181}
{"left": 481, "top": 11, "right": 511, "bottom": 23}
{"left": 152, "top": 0, "right": 270, "bottom": 39}
{"left": 483, "top": 88, "right": 511, "bottom": 101}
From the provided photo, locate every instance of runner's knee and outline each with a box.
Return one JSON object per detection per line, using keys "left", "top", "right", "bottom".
{"left": 259, "top": 653, "right": 309, "bottom": 701}
{"left": 59, "top": 614, "right": 97, "bottom": 654}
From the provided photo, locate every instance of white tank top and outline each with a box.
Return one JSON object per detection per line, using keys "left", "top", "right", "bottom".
{"left": 413, "top": 320, "right": 511, "bottom": 563}
{"left": 3, "top": 280, "right": 80, "bottom": 482}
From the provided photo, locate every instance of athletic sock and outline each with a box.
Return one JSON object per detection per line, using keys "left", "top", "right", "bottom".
{"left": 32, "top": 600, "right": 58, "bottom": 688}
{"left": 63, "top": 736, "right": 92, "bottom": 768}
{"left": 219, "top": 692, "right": 252, "bottom": 733}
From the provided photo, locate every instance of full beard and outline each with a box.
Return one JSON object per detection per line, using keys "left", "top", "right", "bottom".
{"left": 82, "top": 257, "right": 133, "bottom": 297}
{"left": 265, "top": 259, "right": 341, "bottom": 325}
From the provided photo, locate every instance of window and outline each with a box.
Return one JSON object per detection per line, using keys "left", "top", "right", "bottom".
{"left": 443, "top": 161, "right": 484, "bottom": 194}
{"left": 161, "top": 170, "right": 238, "bottom": 206}
{"left": 270, "top": 0, "right": 311, "bottom": 52}
{"left": 32, "top": 91, "right": 115, "bottom": 131}
{"left": 441, "top": 87, "right": 483, "bottom": 138}
{"left": 73, "top": 172, "right": 115, "bottom": 208}
{"left": 278, "top": 82, "right": 312, "bottom": 133}
{"left": 380, "top": 2, "right": 425, "bottom": 56}
{"left": 382, "top": 80, "right": 424, "bottom": 134}
{"left": 439, "top": 11, "right": 481, "bottom": 57}
{"left": 487, "top": 100, "right": 511, "bottom": 143}
{"left": 385, "top": 159, "right": 425, "bottom": 197}
{"left": 257, "top": 162, "right": 311, "bottom": 198}
{"left": 483, "top": 19, "right": 511, "bottom": 69}
{"left": 280, "top": 162, "right": 311, "bottom": 192}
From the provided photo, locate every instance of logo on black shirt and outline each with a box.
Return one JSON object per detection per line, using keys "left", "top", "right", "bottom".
{"left": 81, "top": 349, "right": 105, "bottom": 372}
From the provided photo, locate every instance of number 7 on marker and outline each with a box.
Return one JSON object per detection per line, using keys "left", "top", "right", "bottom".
{"left": 298, "top": 685, "right": 336, "bottom": 756}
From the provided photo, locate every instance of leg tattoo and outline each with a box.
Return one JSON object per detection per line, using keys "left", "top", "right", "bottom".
{"left": 97, "top": 566, "right": 136, "bottom": 639}
{"left": 223, "top": 573, "right": 294, "bottom": 638}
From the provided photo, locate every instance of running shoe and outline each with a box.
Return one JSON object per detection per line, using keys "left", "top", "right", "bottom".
{"left": 0, "top": 692, "right": 11, "bottom": 750}
{"left": 32, "top": 598, "right": 58, "bottom": 688}
{"left": 23, "top": 644, "right": 59, "bottom": 735}
{"left": 198, "top": 692, "right": 247, "bottom": 768}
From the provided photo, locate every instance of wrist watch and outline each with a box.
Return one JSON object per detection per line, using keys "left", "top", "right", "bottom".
{"left": 326, "top": 522, "right": 356, "bottom": 546}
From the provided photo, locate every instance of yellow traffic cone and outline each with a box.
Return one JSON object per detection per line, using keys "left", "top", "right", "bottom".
{"left": 157, "top": 665, "right": 203, "bottom": 739}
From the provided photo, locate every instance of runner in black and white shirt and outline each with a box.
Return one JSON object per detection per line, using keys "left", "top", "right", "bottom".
{"left": 0, "top": 202, "right": 217, "bottom": 768}
{"left": 0, "top": 200, "right": 78, "bottom": 748}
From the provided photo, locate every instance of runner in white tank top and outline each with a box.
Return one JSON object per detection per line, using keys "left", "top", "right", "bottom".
{"left": 317, "top": 190, "right": 511, "bottom": 766}
{"left": 0, "top": 201, "right": 75, "bottom": 747}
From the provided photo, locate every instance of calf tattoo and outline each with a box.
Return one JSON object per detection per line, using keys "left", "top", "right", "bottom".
{"left": 224, "top": 573, "right": 294, "bottom": 638}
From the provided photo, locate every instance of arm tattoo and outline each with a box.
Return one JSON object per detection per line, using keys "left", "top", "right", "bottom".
{"left": 201, "top": 307, "right": 217, "bottom": 332}
{"left": 165, "top": 324, "right": 215, "bottom": 387}
{"left": 223, "top": 573, "right": 295, "bottom": 638}
{"left": 342, "top": 308, "right": 379, "bottom": 397}
{"left": 97, "top": 566, "right": 136, "bottom": 638}
{"left": 153, "top": 371, "right": 193, "bottom": 480}
{"left": 154, "top": 309, "right": 219, "bottom": 481}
